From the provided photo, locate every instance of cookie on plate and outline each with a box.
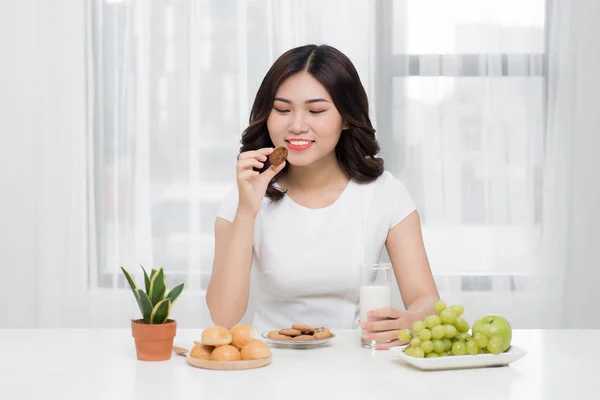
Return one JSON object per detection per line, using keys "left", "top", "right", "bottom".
{"left": 292, "top": 335, "right": 315, "bottom": 341}
{"left": 279, "top": 328, "right": 302, "bottom": 337}
{"left": 292, "top": 324, "right": 315, "bottom": 334}
{"left": 314, "top": 328, "right": 333, "bottom": 339}
{"left": 268, "top": 331, "right": 292, "bottom": 341}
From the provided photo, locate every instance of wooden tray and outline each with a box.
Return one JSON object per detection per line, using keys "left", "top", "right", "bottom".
{"left": 185, "top": 354, "right": 271, "bottom": 370}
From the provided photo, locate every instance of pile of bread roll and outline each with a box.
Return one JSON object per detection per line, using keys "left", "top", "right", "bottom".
{"left": 190, "top": 324, "right": 271, "bottom": 362}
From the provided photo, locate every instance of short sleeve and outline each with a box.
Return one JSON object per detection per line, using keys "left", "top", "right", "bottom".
{"left": 388, "top": 175, "right": 417, "bottom": 228}
{"left": 216, "top": 183, "right": 239, "bottom": 223}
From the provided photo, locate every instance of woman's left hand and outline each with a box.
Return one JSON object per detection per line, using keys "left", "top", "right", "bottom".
{"left": 360, "top": 307, "right": 418, "bottom": 350}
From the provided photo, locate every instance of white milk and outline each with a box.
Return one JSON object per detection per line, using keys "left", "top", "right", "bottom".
{"left": 360, "top": 286, "right": 391, "bottom": 333}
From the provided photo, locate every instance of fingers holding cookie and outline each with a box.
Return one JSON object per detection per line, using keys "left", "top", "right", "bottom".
{"left": 268, "top": 146, "right": 288, "bottom": 166}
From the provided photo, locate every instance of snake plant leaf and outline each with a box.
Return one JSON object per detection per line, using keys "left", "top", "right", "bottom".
{"left": 150, "top": 299, "right": 171, "bottom": 324}
{"left": 150, "top": 268, "right": 158, "bottom": 281}
{"left": 165, "top": 283, "right": 185, "bottom": 306}
{"left": 120, "top": 267, "right": 138, "bottom": 300}
{"left": 135, "top": 289, "right": 153, "bottom": 324}
{"left": 139, "top": 264, "right": 151, "bottom": 295}
{"left": 149, "top": 267, "right": 166, "bottom": 306}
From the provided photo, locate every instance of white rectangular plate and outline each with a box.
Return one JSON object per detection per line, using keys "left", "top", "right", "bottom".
{"left": 390, "top": 345, "right": 527, "bottom": 371}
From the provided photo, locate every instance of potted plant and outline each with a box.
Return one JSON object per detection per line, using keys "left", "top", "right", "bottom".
{"left": 121, "top": 265, "right": 185, "bottom": 361}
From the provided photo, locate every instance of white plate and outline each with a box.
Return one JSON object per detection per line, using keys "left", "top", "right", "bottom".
{"left": 261, "top": 331, "right": 336, "bottom": 349}
{"left": 390, "top": 345, "right": 527, "bottom": 371}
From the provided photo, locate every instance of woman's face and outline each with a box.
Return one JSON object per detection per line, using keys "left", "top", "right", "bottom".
{"left": 267, "top": 72, "right": 346, "bottom": 167}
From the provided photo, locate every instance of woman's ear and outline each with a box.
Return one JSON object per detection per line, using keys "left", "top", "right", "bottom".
{"left": 342, "top": 120, "right": 350, "bottom": 130}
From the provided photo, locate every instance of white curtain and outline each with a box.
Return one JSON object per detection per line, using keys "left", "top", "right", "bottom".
{"left": 85, "top": 0, "right": 547, "bottom": 328}
{"left": 542, "top": 0, "right": 600, "bottom": 328}
{"left": 72, "top": 0, "right": 598, "bottom": 328}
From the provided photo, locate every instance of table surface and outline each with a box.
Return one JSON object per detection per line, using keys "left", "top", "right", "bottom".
{"left": 0, "top": 328, "right": 595, "bottom": 400}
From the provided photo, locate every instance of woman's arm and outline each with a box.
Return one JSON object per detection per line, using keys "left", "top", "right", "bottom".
{"left": 386, "top": 210, "right": 439, "bottom": 317}
{"left": 360, "top": 210, "right": 440, "bottom": 349}
{"left": 205, "top": 211, "right": 256, "bottom": 329}
{"left": 206, "top": 148, "right": 285, "bottom": 328}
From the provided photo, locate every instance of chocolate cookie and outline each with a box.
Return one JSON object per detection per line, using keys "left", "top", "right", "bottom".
{"left": 269, "top": 146, "right": 288, "bottom": 166}
{"left": 292, "top": 324, "right": 315, "bottom": 334}
{"left": 292, "top": 335, "right": 315, "bottom": 341}
{"left": 313, "top": 327, "right": 333, "bottom": 339}
{"left": 268, "top": 331, "right": 292, "bottom": 341}
{"left": 279, "top": 328, "right": 302, "bottom": 337}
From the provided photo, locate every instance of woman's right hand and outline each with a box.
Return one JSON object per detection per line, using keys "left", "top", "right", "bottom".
{"left": 236, "top": 147, "right": 286, "bottom": 218}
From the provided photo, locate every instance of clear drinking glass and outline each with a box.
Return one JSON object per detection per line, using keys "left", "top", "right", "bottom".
{"left": 359, "top": 263, "right": 392, "bottom": 349}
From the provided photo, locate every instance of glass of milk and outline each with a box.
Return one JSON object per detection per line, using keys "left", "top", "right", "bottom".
{"left": 359, "top": 263, "right": 392, "bottom": 349}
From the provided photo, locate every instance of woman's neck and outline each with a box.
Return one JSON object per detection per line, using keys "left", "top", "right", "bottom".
{"left": 283, "top": 153, "right": 349, "bottom": 193}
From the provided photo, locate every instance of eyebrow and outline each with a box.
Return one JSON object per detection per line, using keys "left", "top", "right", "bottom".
{"left": 273, "top": 97, "right": 330, "bottom": 104}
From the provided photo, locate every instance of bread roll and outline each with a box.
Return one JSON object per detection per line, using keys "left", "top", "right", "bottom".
{"left": 210, "top": 345, "right": 241, "bottom": 361}
{"left": 230, "top": 324, "right": 254, "bottom": 350}
{"left": 241, "top": 339, "right": 271, "bottom": 360}
{"left": 202, "top": 326, "right": 232, "bottom": 346}
{"left": 189, "top": 344, "right": 213, "bottom": 360}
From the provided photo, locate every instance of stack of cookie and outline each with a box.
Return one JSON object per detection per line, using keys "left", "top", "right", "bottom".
{"left": 267, "top": 324, "right": 334, "bottom": 341}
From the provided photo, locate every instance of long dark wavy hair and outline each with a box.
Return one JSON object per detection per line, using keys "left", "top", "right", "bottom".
{"left": 240, "top": 44, "right": 384, "bottom": 202}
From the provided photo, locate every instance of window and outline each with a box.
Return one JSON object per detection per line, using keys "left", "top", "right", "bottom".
{"left": 88, "top": 0, "right": 547, "bottom": 293}
{"left": 376, "top": 0, "right": 546, "bottom": 290}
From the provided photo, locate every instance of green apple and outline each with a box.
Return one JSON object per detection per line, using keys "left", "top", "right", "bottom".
{"left": 472, "top": 314, "right": 512, "bottom": 352}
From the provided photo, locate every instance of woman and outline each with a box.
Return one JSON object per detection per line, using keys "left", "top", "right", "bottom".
{"left": 206, "top": 44, "right": 439, "bottom": 349}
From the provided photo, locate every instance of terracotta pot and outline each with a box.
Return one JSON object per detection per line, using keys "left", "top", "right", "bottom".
{"left": 131, "top": 319, "right": 177, "bottom": 361}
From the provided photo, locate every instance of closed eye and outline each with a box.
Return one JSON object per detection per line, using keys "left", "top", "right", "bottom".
{"left": 274, "top": 108, "right": 290, "bottom": 113}
{"left": 310, "top": 110, "right": 326, "bottom": 115}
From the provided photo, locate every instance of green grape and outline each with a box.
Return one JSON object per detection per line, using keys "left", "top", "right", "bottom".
{"left": 455, "top": 317, "right": 470, "bottom": 333}
{"left": 410, "top": 337, "right": 422, "bottom": 347}
{"left": 443, "top": 338, "right": 453, "bottom": 351}
{"left": 451, "top": 341, "right": 467, "bottom": 356}
{"left": 431, "top": 325, "right": 445, "bottom": 340}
{"left": 434, "top": 300, "right": 447, "bottom": 314}
{"left": 432, "top": 339, "right": 445, "bottom": 354}
{"left": 449, "top": 304, "right": 464, "bottom": 317}
{"left": 478, "top": 347, "right": 488, "bottom": 354}
{"left": 487, "top": 336, "right": 503, "bottom": 354}
{"left": 456, "top": 333, "right": 472, "bottom": 342}
{"left": 419, "top": 328, "right": 432, "bottom": 341}
{"left": 420, "top": 340, "right": 434, "bottom": 353}
{"left": 424, "top": 315, "right": 442, "bottom": 329}
{"left": 413, "top": 320, "right": 425, "bottom": 332}
{"left": 405, "top": 346, "right": 425, "bottom": 358}
{"left": 439, "top": 351, "right": 449, "bottom": 357}
{"left": 488, "top": 342, "right": 502, "bottom": 354}
{"left": 443, "top": 324, "right": 458, "bottom": 339}
{"left": 446, "top": 350, "right": 453, "bottom": 357}
{"left": 473, "top": 333, "right": 488, "bottom": 349}
{"left": 426, "top": 352, "right": 439, "bottom": 358}
{"left": 440, "top": 309, "right": 457, "bottom": 325}
{"left": 466, "top": 340, "right": 479, "bottom": 355}
{"left": 398, "top": 328, "right": 412, "bottom": 342}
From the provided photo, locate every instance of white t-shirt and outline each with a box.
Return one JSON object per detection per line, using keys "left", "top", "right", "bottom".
{"left": 216, "top": 171, "right": 416, "bottom": 330}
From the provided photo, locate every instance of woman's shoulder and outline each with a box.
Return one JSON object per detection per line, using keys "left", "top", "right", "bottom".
{"left": 359, "top": 170, "right": 411, "bottom": 196}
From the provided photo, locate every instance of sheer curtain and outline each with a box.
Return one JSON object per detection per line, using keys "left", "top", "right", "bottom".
{"left": 86, "top": 0, "right": 556, "bottom": 328}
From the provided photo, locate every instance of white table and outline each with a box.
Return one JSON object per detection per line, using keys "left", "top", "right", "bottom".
{"left": 0, "top": 329, "right": 595, "bottom": 399}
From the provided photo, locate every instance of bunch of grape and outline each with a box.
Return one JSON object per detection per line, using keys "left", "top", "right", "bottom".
{"left": 398, "top": 300, "right": 504, "bottom": 358}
